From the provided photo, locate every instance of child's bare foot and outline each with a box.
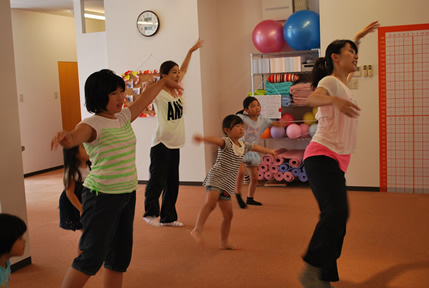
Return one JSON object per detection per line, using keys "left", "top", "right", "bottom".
{"left": 190, "top": 229, "right": 204, "bottom": 245}
{"left": 219, "top": 242, "right": 240, "bottom": 250}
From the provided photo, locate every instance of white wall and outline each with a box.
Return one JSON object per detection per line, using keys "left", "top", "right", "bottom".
{"left": 0, "top": 1, "right": 31, "bottom": 265}
{"left": 320, "top": 0, "right": 429, "bottom": 187}
{"left": 101, "top": 0, "right": 206, "bottom": 182}
{"left": 11, "top": 10, "right": 77, "bottom": 174}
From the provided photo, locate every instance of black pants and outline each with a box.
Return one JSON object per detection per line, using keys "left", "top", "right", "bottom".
{"left": 303, "top": 156, "right": 349, "bottom": 282}
{"left": 144, "top": 143, "right": 180, "bottom": 223}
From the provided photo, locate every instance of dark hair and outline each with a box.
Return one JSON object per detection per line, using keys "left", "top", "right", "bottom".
{"left": 160, "top": 60, "right": 179, "bottom": 77}
{"left": 63, "top": 146, "right": 84, "bottom": 189}
{"left": 311, "top": 40, "right": 358, "bottom": 89}
{"left": 84, "top": 69, "right": 125, "bottom": 114}
{"left": 0, "top": 213, "right": 27, "bottom": 255}
{"left": 236, "top": 96, "right": 260, "bottom": 115}
{"left": 222, "top": 115, "right": 244, "bottom": 135}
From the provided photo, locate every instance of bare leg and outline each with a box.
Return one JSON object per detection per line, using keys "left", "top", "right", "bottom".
{"left": 235, "top": 162, "right": 245, "bottom": 195}
{"left": 191, "top": 190, "right": 219, "bottom": 245}
{"left": 77, "top": 230, "right": 83, "bottom": 256}
{"left": 235, "top": 163, "right": 247, "bottom": 208}
{"left": 103, "top": 269, "right": 123, "bottom": 288}
{"left": 247, "top": 166, "right": 259, "bottom": 198}
{"left": 61, "top": 267, "right": 90, "bottom": 288}
{"left": 217, "top": 199, "right": 239, "bottom": 250}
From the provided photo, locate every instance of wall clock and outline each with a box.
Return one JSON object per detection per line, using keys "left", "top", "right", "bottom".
{"left": 136, "top": 10, "right": 160, "bottom": 37}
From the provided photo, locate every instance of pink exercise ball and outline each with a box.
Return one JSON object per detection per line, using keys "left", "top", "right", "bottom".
{"left": 286, "top": 124, "right": 301, "bottom": 139}
{"left": 299, "top": 123, "right": 310, "bottom": 137}
{"left": 252, "top": 20, "right": 286, "bottom": 53}
{"left": 270, "top": 126, "right": 285, "bottom": 138}
{"left": 280, "top": 113, "right": 294, "bottom": 127}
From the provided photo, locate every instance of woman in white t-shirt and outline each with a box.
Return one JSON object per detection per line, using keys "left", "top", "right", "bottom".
{"left": 299, "top": 21, "right": 380, "bottom": 288}
{"left": 143, "top": 38, "right": 204, "bottom": 227}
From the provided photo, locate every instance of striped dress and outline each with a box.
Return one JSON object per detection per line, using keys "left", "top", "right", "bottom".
{"left": 203, "top": 137, "right": 253, "bottom": 195}
{"left": 81, "top": 108, "right": 138, "bottom": 194}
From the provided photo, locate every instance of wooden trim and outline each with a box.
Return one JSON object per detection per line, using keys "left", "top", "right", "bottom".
{"left": 24, "top": 166, "right": 63, "bottom": 178}
{"left": 11, "top": 257, "right": 31, "bottom": 272}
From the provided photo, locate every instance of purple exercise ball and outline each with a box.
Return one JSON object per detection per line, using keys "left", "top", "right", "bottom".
{"left": 270, "top": 126, "right": 285, "bottom": 138}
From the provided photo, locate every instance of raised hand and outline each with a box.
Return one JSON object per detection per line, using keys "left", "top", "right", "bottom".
{"left": 190, "top": 38, "right": 204, "bottom": 53}
{"left": 355, "top": 21, "right": 380, "bottom": 42}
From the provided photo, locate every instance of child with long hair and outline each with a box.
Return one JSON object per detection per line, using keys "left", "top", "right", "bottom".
{"left": 191, "top": 115, "right": 277, "bottom": 249}
{"left": 51, "top": 69, "right": 182, "bottom": 288}
{"left": 143, "top": 38, "right": 203, "bottom": 227}
{"left": 59, "top": 144, "right": 90, "bottom": 254}
{"left": 235, "top": 96, "right": 287, "bottom": 208}
{"left": 299, "top": 21, "right": 379, "bottom": 288}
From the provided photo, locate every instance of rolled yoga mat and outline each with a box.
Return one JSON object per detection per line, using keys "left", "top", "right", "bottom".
{"left": 291, "top": 168, "right": 301, "bottom": 177}
{"left": 278, "top": 163, "right": 290, "bottom": 173}
{"left": 269, "top": 164, "right": 279, "bottom": 173}
{"left": 279, "top": 149, "right": 305, "bottom": 168}
{"left": 264, "top": 171, "right": 274, "bottom": 181}
{"left": 258, "top": 163, "right": 268, "bottom": 173}
{"left": 274, "top": 171, "right": 285, "bottom": 181}
{"left": 263, "top": 154, "right": 275, "bottom": 165}
{"left": 258, "top": 171, "right": 265, "bottom": 181}
{"left": 283, "top": 171, "right": 295, "bottom": 182}
{"left": 298, "top": 172, "right": 308, "bottom": 182}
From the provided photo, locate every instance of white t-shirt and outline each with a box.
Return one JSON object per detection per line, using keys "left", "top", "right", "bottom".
{"left": 311, "top": 76, "right": 359, "bottom": 154}
{"left": 152, "top": 90, "right": 185, "bottom": 149}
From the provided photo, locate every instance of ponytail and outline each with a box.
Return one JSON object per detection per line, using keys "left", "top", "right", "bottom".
{"left": 311, "top": 39, "right": 358, "bottom": 89}
{"left": 311, "top": 57, "right": 329, "bottom": 89}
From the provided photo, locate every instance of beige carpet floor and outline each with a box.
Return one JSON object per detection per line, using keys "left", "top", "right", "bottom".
{"left": 11, "top": 169, "right": 429, "bottom": 288}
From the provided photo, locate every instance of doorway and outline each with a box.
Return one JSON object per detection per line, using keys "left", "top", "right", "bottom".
{"left": 58, "top": 62, "right": 81, "bottom": 131}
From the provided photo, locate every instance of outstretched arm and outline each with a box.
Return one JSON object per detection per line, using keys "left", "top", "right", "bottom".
{"left": 193, "top": 134, "right": 225, "bottom": 149}
{"left": 305, "top": 87, "right": 361, "bottom": 118}
{"left": 353, "top": 21, "right": 380, "bottom": 47}
{"left": 251, "top": 144, "right": 277, "bottom": 158}
{"left": 51, "top": 123, "right": 95, "bottom": 151}
{"left": 128, "top": 78, "right": 183, "bottom": 122}
{"left": 179, "top": 38, "right": 204, "bottom": 82}
{"left": 348, "top": 21, "right": 380, "bottom": 81}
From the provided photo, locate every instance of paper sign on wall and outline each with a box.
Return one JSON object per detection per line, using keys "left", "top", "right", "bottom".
{"left": 255, "top": 94, "right": 281, "bottom": 119}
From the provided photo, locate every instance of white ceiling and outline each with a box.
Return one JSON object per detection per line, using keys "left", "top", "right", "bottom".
{"left": 9, "top": 0, "right": 104, "bottom": 16}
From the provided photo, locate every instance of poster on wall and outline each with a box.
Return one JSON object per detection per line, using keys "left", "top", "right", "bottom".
{"left": 378, "top": 23, "right": 429, "bottom": 194}
{"left": 255, "top": 94, "right": 282, "bottom": 119}
{"left": 121, "top": 70, "right": 159, "bottom": 117}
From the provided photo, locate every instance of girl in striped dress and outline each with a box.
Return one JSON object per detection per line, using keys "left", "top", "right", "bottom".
{"left": 191, "top": 115, "right": 276, "bottom": 249}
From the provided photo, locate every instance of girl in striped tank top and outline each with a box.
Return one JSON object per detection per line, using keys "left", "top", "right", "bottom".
{"left": 191, "top": 115, "right": 276, "bottom": 249}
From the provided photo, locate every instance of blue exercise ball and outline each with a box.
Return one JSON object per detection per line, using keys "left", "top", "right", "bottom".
{"left": 283, "top": 10, "right": 320, "bottom": 51}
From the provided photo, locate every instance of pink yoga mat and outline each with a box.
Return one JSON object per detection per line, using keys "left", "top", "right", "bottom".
{"left": 264, "top": 171, "right": 274, "bottom": 181}
{"left": 274, "top": 171, "right": 284, "bottom": 181}
{"left": 269, "top": 164, "right": 279, "bottom": 173}
{"left": 274, "top": 156, "right": 285, "bottom": 166}
{"left": 258, "top": 163, "right": 268, "bottom": 173}
{"left": 283, "top": 171, "right": 295, "bottom": 182}
{"left": 263, "top": 154, "right": 275, "bottom": 165}
{"left": 279, "top": 149, "right": 305, "bottom": 168}
{"left": 258, "top": 171, "right": 264, "bottom": 181}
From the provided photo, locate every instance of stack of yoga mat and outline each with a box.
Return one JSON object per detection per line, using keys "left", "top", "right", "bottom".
{"left": 258, "top": 149, "right": 308, "bottom": 183}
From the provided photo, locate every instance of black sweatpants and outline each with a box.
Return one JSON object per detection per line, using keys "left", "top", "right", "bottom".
{"left": 302, "top": 155, "right": 349, "bottom": 282}
{"left": 144, "top": 143, "right": 180, "bottom": 223}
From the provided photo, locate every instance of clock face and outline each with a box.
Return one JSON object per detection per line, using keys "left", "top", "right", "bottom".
{"left": 136, "top": 10, "right": 160, "bottom": 37}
